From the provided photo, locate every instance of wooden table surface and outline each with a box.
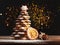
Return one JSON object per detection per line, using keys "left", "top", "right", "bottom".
{"left": 0, "top": 35, "right": 60, "bottom": 45}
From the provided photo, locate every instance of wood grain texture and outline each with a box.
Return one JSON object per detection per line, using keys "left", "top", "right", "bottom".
{"left": 0, "top": 35, "right": 60, "bottom": 45}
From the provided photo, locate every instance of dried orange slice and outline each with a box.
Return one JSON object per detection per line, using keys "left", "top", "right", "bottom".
{"left": 27, "top": 27, "right": 38, "bottom": 40}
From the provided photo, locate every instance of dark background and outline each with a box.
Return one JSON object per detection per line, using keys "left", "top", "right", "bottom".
{"left": 0, "top": 0, "right": 60, "bottom": 35}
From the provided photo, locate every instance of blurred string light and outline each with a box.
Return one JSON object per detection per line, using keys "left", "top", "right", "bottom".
{"left": 0, "top": 13, "right": 2, "bottom": 15}
{"left": 29, "top": 3, "right": 51, "bottom": 30}
{"left": 5, "top": 6, "right": 19, "bottom": 27}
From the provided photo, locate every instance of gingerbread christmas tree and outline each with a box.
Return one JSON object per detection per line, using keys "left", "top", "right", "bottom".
{"left": 11, "top": 5, "right": 48, "bottom": 40}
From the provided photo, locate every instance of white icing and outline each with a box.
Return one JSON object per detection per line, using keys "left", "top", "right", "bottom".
{"left": 21, "top": 5, "right": 28, "bottom": 10}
